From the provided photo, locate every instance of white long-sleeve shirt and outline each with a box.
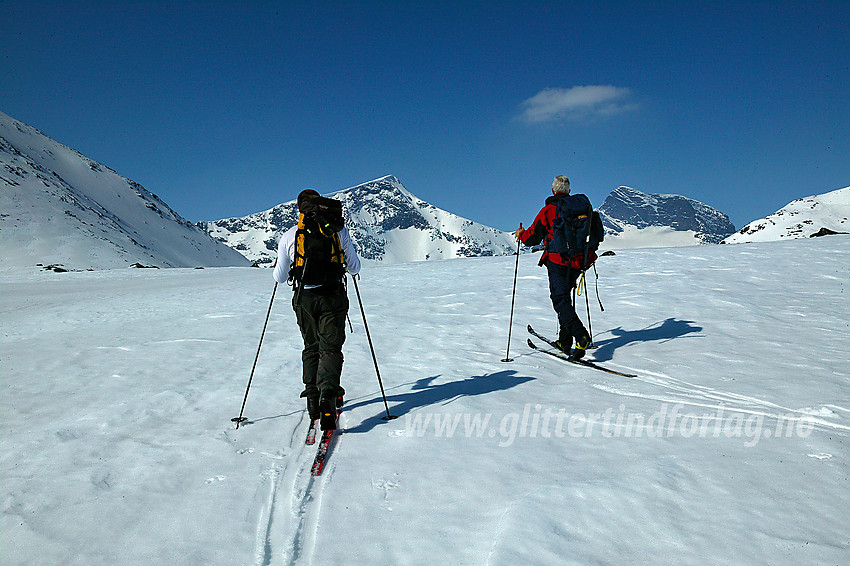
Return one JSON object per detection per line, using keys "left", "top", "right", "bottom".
{"left": 272, "top": 224, "right": 361, "bottom": 284}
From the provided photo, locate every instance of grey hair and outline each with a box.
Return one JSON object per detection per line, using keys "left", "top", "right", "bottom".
{"left": 552, "top": 175, "right": 571, "bottom": 194}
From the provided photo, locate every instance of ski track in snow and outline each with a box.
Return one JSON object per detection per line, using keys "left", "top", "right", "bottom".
{"left": 249, "top": 412, "right": 343, "bottom": 566}
{"left": 153, "top": 338, "right": 222, "bottom": 344}
{"left": 582, "top": 361, "right": 850, "bottom": 435}
{"left": 252, "top": 411, "right": 310, "bottom": 566}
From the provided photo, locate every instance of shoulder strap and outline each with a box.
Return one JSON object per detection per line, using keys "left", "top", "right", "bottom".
{"left": 293, "top": 213, "right": 308, "bottom": 266}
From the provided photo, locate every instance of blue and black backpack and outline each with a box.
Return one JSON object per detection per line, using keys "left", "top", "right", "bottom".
{"left": 548, "top": 193, "right": 605, "bottom": 269}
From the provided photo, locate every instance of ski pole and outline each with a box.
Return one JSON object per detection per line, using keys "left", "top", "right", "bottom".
{"left": 343, "top": 275, "right": 354, "bottom": 332}
{"left": 351, "top": 275, "right": 397, "bottom": 421}
{"left": 592, "top": 263, "right": 604, "bottom": 312}
{"left": 232, "top": 281, "right": 278, "bottom": 428}
{"left": 501, "top": 230, "right": 522, "bottom": 362}
{"left": 583, "top": 269, "right": 594, "bottom": 347}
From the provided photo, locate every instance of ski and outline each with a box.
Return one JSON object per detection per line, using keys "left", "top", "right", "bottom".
{"left": 311, "top": 409, "right": 341, "bottom": 476}
{"left": 528, "top": 324, "right": 604, "bottom": 357}
{"left": 305, "top": 419, "right": 319, "bottom": 445}
{"left": 526, "top": 336, "right": 637, "bottom": 378}
{"left": 527, "top": 324, "right": 571, "bottom": 350}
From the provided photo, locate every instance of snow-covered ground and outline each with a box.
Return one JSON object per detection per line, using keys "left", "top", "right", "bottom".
{"left": 2, "top": 236, "right": 848, "bottom": 565}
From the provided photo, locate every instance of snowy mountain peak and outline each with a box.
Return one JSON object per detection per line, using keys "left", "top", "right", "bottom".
{"left": 722, "top": 186, "right": 850, "bottom": 244}
{"left": 0, "top": 111, "right": 250, "bottom": 270}
{"left": 201, "top": 175, "right": 517, "bottom": 265}
{"left": 598, "top": 185, "right": 736, "bottom": 246}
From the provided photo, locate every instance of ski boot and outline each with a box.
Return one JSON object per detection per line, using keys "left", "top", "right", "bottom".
{"left": 306, "top": 396, "right": 320, "bottom": 421}
{"left": 570, "top": 333, "right": 591, "bottom": 361}
{"left": 318, "top": 393, "right": 343, "bottom": 431}
{"left": 554, "top": 339, "right": 572, "bottom": 354}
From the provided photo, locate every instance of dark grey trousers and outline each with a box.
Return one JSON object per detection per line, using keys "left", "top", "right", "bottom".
{"left": 292, "top": 287, "right": 349, "bottom": 401}
{"left": 546, "top": 260, "right": 587, "bottom": 341}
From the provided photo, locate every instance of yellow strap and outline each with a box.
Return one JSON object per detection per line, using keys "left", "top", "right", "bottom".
{"left": 294, "top": 213, "right": 307, "bottom": 267}
{"left": 576, "top": 271, "right": 586, "bottom": 296}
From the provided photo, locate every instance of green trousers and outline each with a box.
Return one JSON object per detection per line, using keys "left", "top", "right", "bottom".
{"left": 292, "top": 287, "right": 349, "bottom": 401}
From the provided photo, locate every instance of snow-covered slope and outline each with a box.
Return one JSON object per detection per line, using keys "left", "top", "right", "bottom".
{"left": 598, "top": 186, "right": 735, "bottom": 248}
{"left": 200, "top": 175, "right": 517, "bottom": 265}
{"left": 2, "top": 236, "right": 848, "bottom": 565}
{"left": 0, "top": 111, "right": 250, "bottom": 270}
{"left": 723, "top": 186, "right": 850, "bottom": 244}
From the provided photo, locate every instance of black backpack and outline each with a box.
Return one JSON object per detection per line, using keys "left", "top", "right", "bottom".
{"left": 289, "top": 196, "right": 346, "bottom": 287}
{"left": 548, "top": 193, "right": 604, "bottom": 268}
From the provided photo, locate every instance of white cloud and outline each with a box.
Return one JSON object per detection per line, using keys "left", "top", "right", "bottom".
{"left": 518, "top": 85, "right": 636, "bottom": 124}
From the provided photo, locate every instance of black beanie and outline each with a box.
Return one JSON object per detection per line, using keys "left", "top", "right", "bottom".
{"left": 297, "top": 189, "right": 320, "bottom": 211}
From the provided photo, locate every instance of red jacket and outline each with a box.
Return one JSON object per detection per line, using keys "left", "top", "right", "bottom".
{"left": 517, "top": 193, "right": 571, "bottom": 266}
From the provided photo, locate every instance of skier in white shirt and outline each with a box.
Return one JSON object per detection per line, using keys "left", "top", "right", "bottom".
{"left": 273, "top": 189, "right": 360, "bottom": 430}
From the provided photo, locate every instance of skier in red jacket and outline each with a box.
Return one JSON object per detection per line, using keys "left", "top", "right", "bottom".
{"left": 514, "top": 175, "right": 592, "bottom": 359}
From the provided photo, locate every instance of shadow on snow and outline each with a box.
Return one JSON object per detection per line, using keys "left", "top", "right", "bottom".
{"left": 343, "top": 370, "right": 534, "bottom": 434}
{"left": 590, "top": 317, "right": 703, "bottom": 362}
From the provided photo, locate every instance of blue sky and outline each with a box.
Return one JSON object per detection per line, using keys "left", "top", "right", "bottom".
{"left": 2, "top": 1, "right": 848, "bottom": 231}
